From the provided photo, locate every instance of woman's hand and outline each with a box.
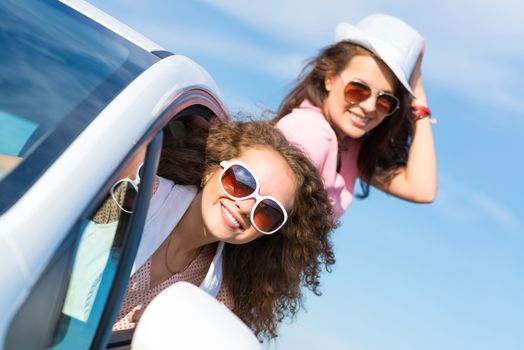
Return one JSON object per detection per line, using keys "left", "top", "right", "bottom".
{"left": 409, "top": 49, "right": 427, "bottom": 107}
{"left": 131, "top": 305, "right": 145, "bottom": 323}
{"left": 372, "top": 47, "right": 437, "bottom": 203}
{"left": 0, "top": 154, "right": 23, "bottom": 171}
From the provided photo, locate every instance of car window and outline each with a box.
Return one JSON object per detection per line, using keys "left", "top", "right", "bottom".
{"left": 48, "top": 151, "right": 147, "bottom": 350}
{"left": 4, "top": 132, "right": 163, "bottom": 350}
{"left": 102, "top": 111, "right": 220, "bottom": 349}
{"left": 0, "top": 0, "right": 158, "bottom": 213}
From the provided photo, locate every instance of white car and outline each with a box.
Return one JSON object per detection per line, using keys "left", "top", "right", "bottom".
{"left": 0, "top": 1, "right": 260, "bottom": 349}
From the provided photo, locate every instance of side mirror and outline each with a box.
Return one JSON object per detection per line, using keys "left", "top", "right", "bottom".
{"left": 131, "top": 282, "right": 262, "bottom": 350}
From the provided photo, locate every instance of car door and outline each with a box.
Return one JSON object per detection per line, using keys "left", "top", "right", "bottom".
{"left": 4, "top": 131, "right": 162, "bottom": 350}
{"left": 4, "top": 101, "right": 226, "bottom": 350}
{"left": 0, "top": 2, "right": 229, "bottom": 348}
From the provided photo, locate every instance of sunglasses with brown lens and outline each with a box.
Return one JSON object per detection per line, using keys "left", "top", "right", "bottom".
{"left": 342, "top": 79, "right": 400, "bottom": 117}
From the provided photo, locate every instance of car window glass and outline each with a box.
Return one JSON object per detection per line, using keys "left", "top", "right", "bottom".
{"left": 0, "top": 0, "right": 158, "bottom": 212}
{"left": 48, "top": 159, "right": 144, "bottom": 350}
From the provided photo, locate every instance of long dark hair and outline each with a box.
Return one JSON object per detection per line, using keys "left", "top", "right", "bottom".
{"left": 273, "top": 41, "right": 413, "bottom": 197}
{"left": 158, "top": 118, "right": 336, "bottom": 340}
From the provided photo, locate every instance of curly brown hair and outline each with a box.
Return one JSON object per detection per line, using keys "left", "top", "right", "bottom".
{"left": 158, "top": 117, "right": 336, "bottom": 340}
{"left": 272, "top": 41, "right": 413, "bottom": 197}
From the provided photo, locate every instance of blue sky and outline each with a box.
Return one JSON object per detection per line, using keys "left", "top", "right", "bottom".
{"left": 89, "top": 1, "right": 524, "bottom": 349}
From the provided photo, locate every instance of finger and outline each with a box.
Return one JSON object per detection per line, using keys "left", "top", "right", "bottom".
{"left": 131, "top": 306, "right": 144, "bottom": 322}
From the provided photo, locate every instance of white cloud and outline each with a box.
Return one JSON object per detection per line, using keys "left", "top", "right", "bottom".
{"left": 198, "top": 0, "right": 524, "bottom": 50}
{"left": 197, "top": 0, "right": 366, "bottom": 46}
{"left": 197, "top": 0, "right": 524, "bottom": 114}
{"left": 426, "top": 48, "right": 524, "bottom": 114}
{"left": 137, "top": 23, "right": 306, "bottom": 81}
{"left": 435, "top": 174, "right": 522, "bottom": 234}
{"left": 94, "top": 0, "right": 524, "bottom": 114}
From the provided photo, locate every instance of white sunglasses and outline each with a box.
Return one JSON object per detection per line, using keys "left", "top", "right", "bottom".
{"left": 218, "top": 160, "right": 288, "bottom": 235}
{"left": 110, "top": 163, "right": 142, "bottom": 214}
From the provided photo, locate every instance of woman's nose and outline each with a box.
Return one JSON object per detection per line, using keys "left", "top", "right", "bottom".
{"left": 359, "top": 94, "right": 377, "bottom": 114}
{"left": 235, "top": 198, "right": 255, "bottom": 216}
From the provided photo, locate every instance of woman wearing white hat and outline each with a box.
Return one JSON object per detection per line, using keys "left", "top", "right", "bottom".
{"left": 273, "top": 14, "right": 437, "bottom": 219}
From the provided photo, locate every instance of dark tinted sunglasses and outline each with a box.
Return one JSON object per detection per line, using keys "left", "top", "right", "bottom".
{"left": 342, "top": 79, "right": 400, "bottom": 117}
{"left": 219, "top": 160, "right": 288, "bottom": 235}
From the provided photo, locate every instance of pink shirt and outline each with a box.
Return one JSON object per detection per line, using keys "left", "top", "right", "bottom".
{"left": 276, "top": 100, "right": 362, "bottom": 220}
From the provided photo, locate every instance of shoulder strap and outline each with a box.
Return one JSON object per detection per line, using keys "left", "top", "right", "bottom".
{"left": 199, "top": 241, "right": 224, "bottom": 297}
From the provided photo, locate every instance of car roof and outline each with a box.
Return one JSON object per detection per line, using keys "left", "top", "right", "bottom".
{"left": 60, "top": 0, "right": 164, "bottom": 52}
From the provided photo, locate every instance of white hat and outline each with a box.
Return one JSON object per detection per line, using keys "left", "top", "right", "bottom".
{"left": 335, "top": 14, "right": 425, "bottom": 97}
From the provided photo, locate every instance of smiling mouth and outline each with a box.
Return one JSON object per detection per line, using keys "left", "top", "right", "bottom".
{"left": 221, "top": 204, "right": 241, "bottom": 229}
{"left": 349, "top": 111, "right": 369, "bottom": 125}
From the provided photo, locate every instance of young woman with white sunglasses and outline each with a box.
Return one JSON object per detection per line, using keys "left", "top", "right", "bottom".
{"left": 113, "top": 119, "right": 336, "bottom": 341}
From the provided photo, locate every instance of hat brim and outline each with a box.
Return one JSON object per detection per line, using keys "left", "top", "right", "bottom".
{"left": 335, "top": 22, "right": 415, "bottom": 97}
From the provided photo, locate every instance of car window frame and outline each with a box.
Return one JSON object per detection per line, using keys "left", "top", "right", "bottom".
{"left": 3, "top": 133, "right": 161, "bottom": 350}
{"left": 105, "top": 92, "right": 228, "bottom": 349}
{"left": 4, "top": 89, "right": 227, "bottom": 350}
{"left": 88, "top": 132, "right": 163, "bottom": 350}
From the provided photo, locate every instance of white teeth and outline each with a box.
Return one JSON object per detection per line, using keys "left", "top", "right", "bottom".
{"left": 351, "top": 113, "right": 368, "bottom": 123}
{"left": 222, "top": 205, "right": 240, "bottom": 228}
